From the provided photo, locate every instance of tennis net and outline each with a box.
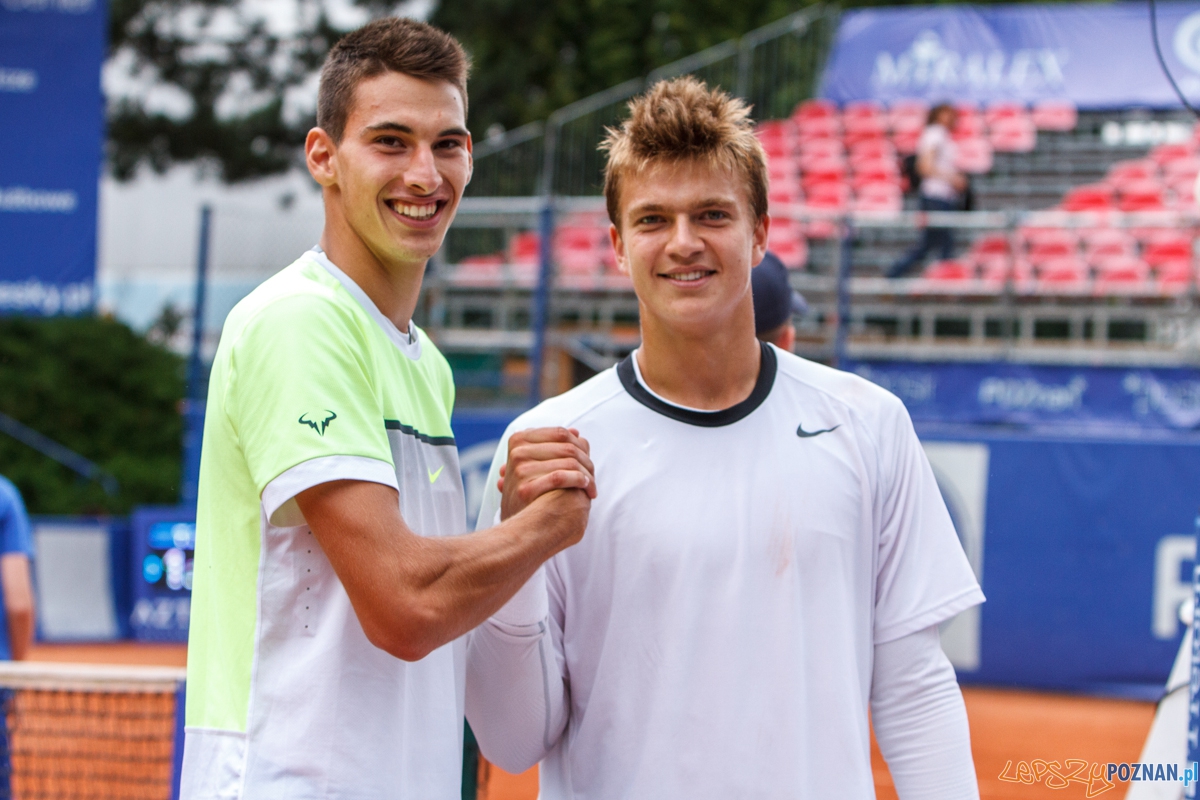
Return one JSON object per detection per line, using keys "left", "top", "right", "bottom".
{"left": 0, "top": 662, "right": 186, "bottom": 800}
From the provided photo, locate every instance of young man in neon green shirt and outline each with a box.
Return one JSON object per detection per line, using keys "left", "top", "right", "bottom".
{"left": 181, "top": 18, "right": 594, "bottom": 798}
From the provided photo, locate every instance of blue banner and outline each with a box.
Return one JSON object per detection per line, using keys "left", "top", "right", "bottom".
{"left": 941, "top": 431, "right": 1200, "bottom": 694}
{"left": 847, "top": 360, "right": 1200, "bottom": 434}
{"left": 0, "top": 0, "right": 105, "bottom": 315}
{"left": 821, "top": 2, "right": 1200, "bottom": 109}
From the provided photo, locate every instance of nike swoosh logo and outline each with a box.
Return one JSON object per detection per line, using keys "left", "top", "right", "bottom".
{"left": 427, "top": 466, "right": 444, "bottom": 484}
{"left": 796, "top": 423, "right": 840, "bottom": 438}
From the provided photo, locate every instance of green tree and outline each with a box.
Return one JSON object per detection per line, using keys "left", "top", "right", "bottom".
{"left": 0, "top": 317, "right": 186, "bottom": 515}
{"left": 431, "top": 0, "right": 803, "bottom": 141}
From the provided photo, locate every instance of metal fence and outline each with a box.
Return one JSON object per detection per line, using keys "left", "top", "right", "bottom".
{"left": 467, "top": 5, "right": 838, "bottom": 201}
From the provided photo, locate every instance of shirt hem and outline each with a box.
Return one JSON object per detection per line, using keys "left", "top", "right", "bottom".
{"left": 874, "top": 586, "right": 986, "bottom": 645}
{"left": 262, "top": 455, "right": 398, "bottom": 527}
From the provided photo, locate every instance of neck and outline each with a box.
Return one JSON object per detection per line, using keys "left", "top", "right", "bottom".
{"left": 319, "top": 193, "right": 426, "bottom": 330}
{"left": 635, "top": 305, "right": 762, "bottom": 411}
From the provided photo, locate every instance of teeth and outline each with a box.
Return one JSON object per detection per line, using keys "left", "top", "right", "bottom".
{"left": 391, "top": 201, "right": 437, "bottom": 219}
{"left": 670, "top": 271, "right": 708, "bottom": 282}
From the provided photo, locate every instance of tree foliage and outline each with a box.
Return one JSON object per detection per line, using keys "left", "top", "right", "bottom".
{"left": 0, "top": 317, "right": 185, "bottom": 515}
{"left": 432, "top": 0, "right": 803, "bottom": 141}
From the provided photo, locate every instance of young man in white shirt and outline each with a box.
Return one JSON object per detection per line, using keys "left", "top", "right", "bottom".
{"left": 888, "top": 102, "right": 967, "bottom": 278}
{"left": 467, "top": 77, "right": 984, "bottom": 799}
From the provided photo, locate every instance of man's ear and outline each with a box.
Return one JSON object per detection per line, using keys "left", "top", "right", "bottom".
{"left": 751, "top": 213, "right": 770, "bottom": 267}
{"left": 306, "top": 128, "right": 338, "bottom": 187}
{"left": 609, "top": 223, "right": 630, "bottom": 275}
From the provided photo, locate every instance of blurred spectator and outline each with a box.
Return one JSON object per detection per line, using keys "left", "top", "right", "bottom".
{"left": 0, "top": 476, "right": 34, "bottom": 660}
{"left": 752, "top": 251, "right": 807, "bottom": 352}
{"left": 888, "top": 103, "right": 967, "bottom": 278}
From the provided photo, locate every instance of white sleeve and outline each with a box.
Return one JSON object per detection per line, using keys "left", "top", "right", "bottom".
{"left": 871, "top": 625, "right": 979, "bottom": 800}
{"left": 464, "top": 425, "right": 569, "bottom": 773}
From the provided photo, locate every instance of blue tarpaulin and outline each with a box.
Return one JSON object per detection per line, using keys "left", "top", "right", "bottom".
{"left": 0, "top": 0, "right": 106, "bottom": 315}
{"left": 820, "top": 2, "right": 1200, "bottom": 109}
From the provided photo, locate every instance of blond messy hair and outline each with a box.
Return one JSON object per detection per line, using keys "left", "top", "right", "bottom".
{"left": 601, "top": 76, "right": 768, "bottom": 226}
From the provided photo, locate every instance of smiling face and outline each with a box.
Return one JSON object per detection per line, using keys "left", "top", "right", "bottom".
{"left": 307, "top": 70, "right": 472, "bottom": 272}
{"left": 610, "top": 158, "right": 768, "bottom": 339}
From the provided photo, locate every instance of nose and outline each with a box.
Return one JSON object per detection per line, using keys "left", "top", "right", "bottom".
{"left": 404, "top": 143, "right": 441, "bottom": 195}
{"left": 665, "top": 216, "right": 704, "bottom": 261}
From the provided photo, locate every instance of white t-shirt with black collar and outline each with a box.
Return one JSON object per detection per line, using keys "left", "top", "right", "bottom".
{"left": 468, "top": 342, "right": 983, "bottom": 800}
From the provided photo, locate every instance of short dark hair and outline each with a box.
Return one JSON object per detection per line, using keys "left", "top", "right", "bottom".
{"left": 317, "top": 18, "right": 470, "bottom": 143}
{"left": 601, "top": 76, "right": 768, "bottom": 226}
{"left": 927, "top": 102, "right": 955, "bottom": 126}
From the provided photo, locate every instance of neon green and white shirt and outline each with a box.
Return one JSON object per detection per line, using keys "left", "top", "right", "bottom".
{"left": 181, "top": 248, "right": 467, "bottom": 799}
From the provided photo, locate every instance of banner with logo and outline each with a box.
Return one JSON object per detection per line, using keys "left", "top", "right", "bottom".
{"left": 0, "top": 0, "right": 105, "bottom": 315}
{"left": 846, "top": 360, "right": 1200, "bottom": 433}
{"left": 821, "top": 2, "right": 1200, "bottom": 109}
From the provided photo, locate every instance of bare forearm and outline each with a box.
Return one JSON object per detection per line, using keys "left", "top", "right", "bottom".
{"left": 0, "top": 554, "right": 33, "bottom": 661}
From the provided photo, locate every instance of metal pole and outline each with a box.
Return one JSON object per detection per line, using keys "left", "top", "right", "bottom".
{"left": 834, "top": 220, "right": 853, "bottom": 368}
{"left": 528, "top": 201, "right": 555, "bottom": 406}
{"left": 180, "top": 205, "right": 211, "bottom": 506}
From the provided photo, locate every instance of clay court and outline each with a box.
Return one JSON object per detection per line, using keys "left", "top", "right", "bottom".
{"left": 474, "top": 685, "right": 1156, "bottom": 800}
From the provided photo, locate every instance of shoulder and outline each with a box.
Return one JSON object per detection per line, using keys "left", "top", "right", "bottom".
{"left": 0, "top": 477, "right": 20, "bottom": 512}
{"left": 222, "top": 256, "right": 367, "bottom": 355}
{"left": 506, "top": 368, "right": 625, "bottom": 434}
{"left": 773, "top": 348, "right": 907, "bottom": 426}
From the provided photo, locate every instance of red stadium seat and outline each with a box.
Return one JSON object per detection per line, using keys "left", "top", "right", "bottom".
{"left": 801, "top": 158, "right": 848, "bottom": 187}
{"left": 984, "top": 102, "right": 1025, "bottom": 126}
{"left": 768, "top": 185, "right": 804, "bottom": 207}
{"left": 954, "top": 138, "right": 994, "bottom": 174}
{"left": 798, "top": 138, "right": 845, "bottom": 159}
{"left": 1150, "top": 143, "right": 1195, "bottom": 166}
{"left": 757, "top": 119, "right": 797, "bottom": 138}
{"left": 1164, "top": 157, "right": 1200, "bottom": 183}
{"left": 892, "top": 129, "right": 921, "bottom": 156}
{"left": 1060, "top": 183, "right": 1114, "bottom": 212}
{"left": 759, "top": 138, "right": 795, "bottom": 159}
{"left": 1169, "top": 177, "right": 1197, "bottom": 208}
{"left": 850, "top": 139, "right": 896, "bottom": 161}
{"left": 1081, "top": 229, "right": 1135, "bottom": 262}
{"left": 767, "top": 158, "right": 800, "bottom": 182}
{"left": 970, "top": 234, "right": 1010, "bottom": 257}
{"left": 1037, "top": 257, "right": 1089, "bottom": 287}
{"left": 951, "top": 116, "right": 986, "bottom": 141}
{"left": 1117, "top": 181, "right": 1166, "bottom": 212}
{"left": 1107, "top": 159, "right": 1159, "bottom": 185}
{"left": 989, "top": 116, "right": 1037, "bottom": 153}
{"left": 793, "top": 99, "right": 837, "bottom": 120}
{"left": 1030, "top": 100, "right": 1077, "bottom": 132}
{"left": 923, "top": 259, "right": 975, "bottom": 281}
{"left": 805, "top": 181, "right": 850, "bottom": 211}
{"left": 889, "top": 99, "right": 929, "bottom": 125}
{"left": 844, "top": 100, "right": 885, "bottom": 120}
{"left": 1028, "top": 237, "right": 1077, "bottom": 264}
{"left": 554, "top": 226, "right": 606, "bottom": 274}
{"left": 1094, "top": 255, "right": 1149, "bottom": 280}
{"left": 853, "top": 181, "right": 903, "bottom": 212}
{"left": 797, "top": 117, "right": 841, "bottom": 139}
{"left": 799, "top": 151, "right": 846, "bottom": 172}
{"left": 1156, "top": 259, "right": 1194, "bottom": 290}
{"left": 508, "top": 231, "right": 540, "bottom": 265}
{"left": 851, "top": 160, "right": 900, "bottom": 186}
{"left": 1143, "top": 236, "right": 1194, "bottom": 266}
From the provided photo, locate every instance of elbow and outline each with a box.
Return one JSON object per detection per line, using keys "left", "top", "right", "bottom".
{"left": 360, "top": 600, "right": 444, "bottom": 663}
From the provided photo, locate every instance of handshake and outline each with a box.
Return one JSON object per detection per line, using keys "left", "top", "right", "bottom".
{"left": 498, "top": 427, "right": 597, "bottom": 551}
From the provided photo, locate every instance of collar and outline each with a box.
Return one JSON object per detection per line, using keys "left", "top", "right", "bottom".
{"left": 309, "top": 247, "right": 422, "bottom": 360}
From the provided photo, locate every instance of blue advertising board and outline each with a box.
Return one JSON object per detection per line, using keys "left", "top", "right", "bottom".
{"left": 821, "top": 2, "right": 1200, "bottom": 109}
{"left": 130, "top": 506, "right": 194, "bottom": 642}
{"left": 846, "top": 360, "right": 1200, "bottom": 434}
{"left": 0, "top": 0, "right": 105, "bottom": 315}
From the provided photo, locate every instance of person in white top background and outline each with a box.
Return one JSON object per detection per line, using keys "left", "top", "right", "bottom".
{"left": 467, "top": 76, "right": 985, "bottom": 799}
{"left": 888, "top": 102, "right": 967, "bottom": 278}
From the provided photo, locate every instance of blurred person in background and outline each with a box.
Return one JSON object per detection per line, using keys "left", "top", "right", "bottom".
{"left": 888, "top": 103, "right": 966, "bottom": 278}
{"left": 751, "top": 251, "right": 807, "bottom": 351}
{"left": 0, "top": 476, "right": 34, "bottom": 661}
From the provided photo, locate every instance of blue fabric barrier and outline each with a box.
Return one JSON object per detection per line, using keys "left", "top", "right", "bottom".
{"left": 820, "top": 2, "right": 1200, "bottom": 109}
{"left": 0, "top": 0, "right": 105, "bottom": 314}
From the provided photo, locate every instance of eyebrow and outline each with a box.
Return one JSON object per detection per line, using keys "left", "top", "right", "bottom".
{"left": 629, "top": 197, "right": 739, "bottom": 216}
{"left": 363, "top": 122, "right": 470, "bottom": 138}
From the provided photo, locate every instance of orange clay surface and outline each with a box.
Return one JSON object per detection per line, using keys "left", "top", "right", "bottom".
{"left": 481, "top": 687, "right": 1158, "bottom": 800}
{"left": 30, "top": 644, "right": 1157, "bottom": 800}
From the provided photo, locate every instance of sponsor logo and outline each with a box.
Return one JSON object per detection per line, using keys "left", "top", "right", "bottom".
{"left": 1153, "top": 534, "right": 1195, "bottom": 639}
{"left": 796, "top": 423, "right": 839, "bottom": 438}
{"left": 298, "top": 410, "right": 337, "bottom": 436}
{"left": 871, "top": 29, "right": 1067, "bottom": 94}
{"left": 977, "top": 376, "right": 1086, "bottom": 412}
{"left": 1123, "top": 372, "right": 1200, "bottom": 429}
{"left": 1, "top": 0, "right": 94, "bottom": 13}
{"left": 0, "top": 186, "right": 77, "bottom": 213}
{"left": 1175, "top": 11, "right": 1200, "bottom": 73}
{"left": 427, "top": 465, "right": 444, "bottom": 484}
{"left": 0, "top": 68, "right": 36, "bottom": 93}
{"left": 0, "top": 280, "right": 91, "bottom": 315}
{"left": 853, "top": 365, "right": 937, "bottom": 405}
{"left": 997, "top": 759, "right": 1114, "bottom": 795}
